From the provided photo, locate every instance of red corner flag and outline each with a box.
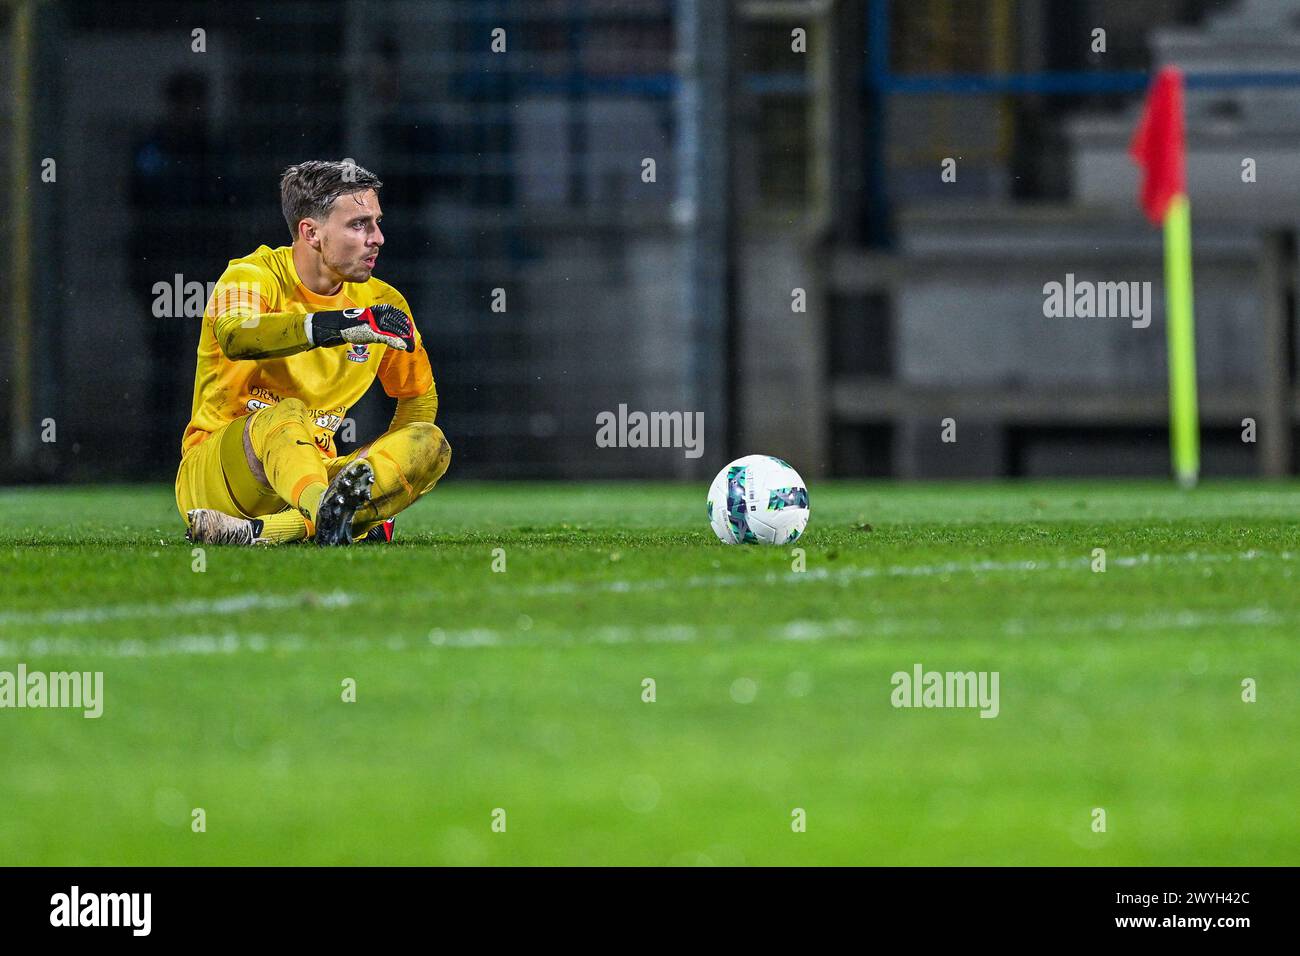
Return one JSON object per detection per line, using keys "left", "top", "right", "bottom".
{"left": 1130, "top": 65, "right": 1200, "bottom": 488}
{"left": 1129, "top": 66, "right": 1186, "bottom": 225}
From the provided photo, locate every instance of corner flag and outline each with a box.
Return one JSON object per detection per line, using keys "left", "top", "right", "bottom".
{"left": 1131, "top": 66, "right": 1199, "bottom": 488}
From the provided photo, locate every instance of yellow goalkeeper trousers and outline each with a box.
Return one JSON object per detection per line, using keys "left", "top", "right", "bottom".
{"left": 175, "top": 398, "right": 451, "bottom": 542}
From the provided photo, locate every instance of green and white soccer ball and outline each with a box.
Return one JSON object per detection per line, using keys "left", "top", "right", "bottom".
{"left": 706, "top": 455, "right": 810, "bottom": 545}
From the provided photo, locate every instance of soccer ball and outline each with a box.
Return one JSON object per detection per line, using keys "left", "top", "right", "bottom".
{"left": 706, "top": 455, "right": 810, "bottom": 545}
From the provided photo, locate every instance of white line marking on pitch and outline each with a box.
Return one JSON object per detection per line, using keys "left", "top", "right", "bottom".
{"left": 1, "top": 549, "right": 1291, "bottom": 632}
{"left": 520, "top": 548, "right": 1293, "bottom": 597}
{"left": 0, "top": 591, "right": 355, "bottom": 628}
{"left": 0, "top": 605, "right": 1287, "bottom": 659}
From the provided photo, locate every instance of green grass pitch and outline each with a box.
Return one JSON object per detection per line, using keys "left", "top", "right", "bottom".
{"left": 0, "top": 480, "right": 1296, "bottom": 865}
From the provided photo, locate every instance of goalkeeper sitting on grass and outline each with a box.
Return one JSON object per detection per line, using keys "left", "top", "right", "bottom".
{"left": 178, "top": 159, "right": 451, "bottom": 546}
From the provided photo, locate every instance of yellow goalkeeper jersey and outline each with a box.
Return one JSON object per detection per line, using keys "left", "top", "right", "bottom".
{"left": 182, "top": 244, "right": 433, "bottom": 459}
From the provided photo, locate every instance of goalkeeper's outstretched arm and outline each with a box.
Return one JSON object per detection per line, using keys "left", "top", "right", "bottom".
{"left": 213, "top": 303, "right": 414, "bottom": 360}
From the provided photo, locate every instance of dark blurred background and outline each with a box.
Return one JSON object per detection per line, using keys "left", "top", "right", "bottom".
{"left": 2, "top": 0, "right": 1297, "bottom": 482}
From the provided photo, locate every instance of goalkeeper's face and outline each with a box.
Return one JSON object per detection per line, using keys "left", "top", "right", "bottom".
{"left": 317, "top": 188, "right": 385, "bottom": 283}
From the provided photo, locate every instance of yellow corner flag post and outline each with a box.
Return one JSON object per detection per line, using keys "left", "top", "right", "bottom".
{"left": 1131, "top": 67, "right": 1199, "bottom": 488}
{"left": 1164, "top": 194, "right": 1199, "bottom": 488}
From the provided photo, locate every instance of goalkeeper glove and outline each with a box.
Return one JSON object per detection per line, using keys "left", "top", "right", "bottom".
{"left": 307, "top": 304, "right": 415, "bottom": 352}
